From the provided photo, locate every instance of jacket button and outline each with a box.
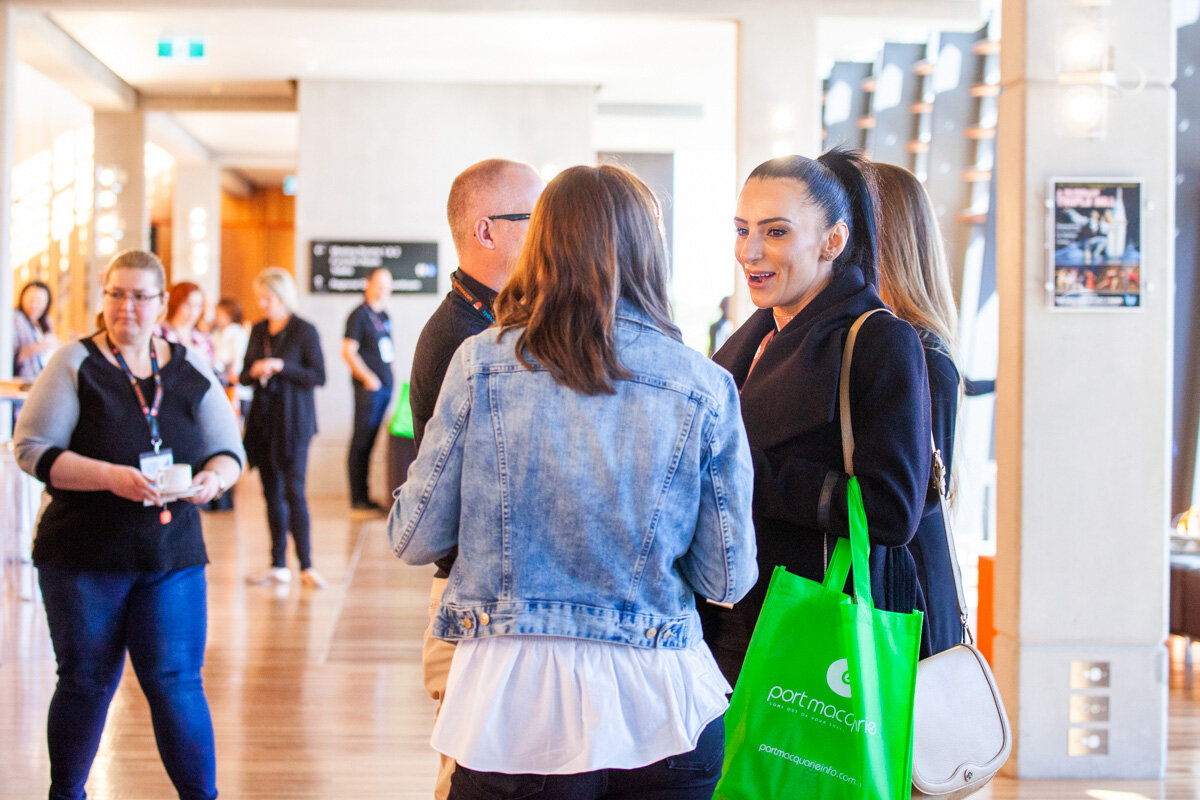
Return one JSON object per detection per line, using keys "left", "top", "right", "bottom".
{"left": 462, "top": 617, "right": 473, "bottom": 629}
{"left": 645, "top": 627, "right": 658, "bottom": 639}
{"left": 479, "top": 613, "right": 490, "bottom": 626}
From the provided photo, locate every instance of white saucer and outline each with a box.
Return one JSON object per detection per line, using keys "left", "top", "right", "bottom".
{"left": 143, "top": 487, "right": 199, "bottom": 506}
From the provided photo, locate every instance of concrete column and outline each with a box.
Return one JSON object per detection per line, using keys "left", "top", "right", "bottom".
{"left": 171, "top": 162, "right": 222, "bottom": 301}
{"left": 92, "top": 110, "right": 148, "bottom": 301}
{"left": 994, "top": 0, "right": 1173, "bottom": 778}
{"left": 732, "top": 10, "right": 821, "bottom": 322}
{"left": 0, "top": 4, "right": 16, "bottom": 439}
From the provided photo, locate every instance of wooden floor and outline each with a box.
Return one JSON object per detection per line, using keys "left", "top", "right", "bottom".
{"left": 2, "top": 480, "right": 1199, "bottom": 799}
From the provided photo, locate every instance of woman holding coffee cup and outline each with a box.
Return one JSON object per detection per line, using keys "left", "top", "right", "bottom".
{"left": 14, "top": 249, "right": 244, "bottom": 800}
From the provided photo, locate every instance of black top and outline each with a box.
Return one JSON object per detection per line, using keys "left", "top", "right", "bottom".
{"left": 410, "top": 269, "right": 498, "bottom": 449}
{"left": 909, "top": 335, "right": 962, "bottom": 656}
{"left": 344, "top": 303, "right": 394, "bottom": 389}
{"left": 241, "top": 315, "right": 326, "bottom": 468}
{"left": 710, "top": 266, "right": 933, "bottom": 627}
{"left": 25, "top": 339, "right": 244, "bottom": 572}
{"left": 409, "top": 268, "right": 497, "bottom": 576}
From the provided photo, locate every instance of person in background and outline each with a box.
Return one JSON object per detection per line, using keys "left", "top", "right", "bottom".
{"left": 206, "top": 297, "right": 250, "bottom": 512}
{"left": 704, "top": 148, "right": 932, "bottom": 684}
{"left": 342, "top": 266, "right": 394, "bottom": 513}
{"left": 707, "top": 295, "right": 734, "bottom": 357}
{"left": 12, "top": 280, "right": 57, "bottom": 421}
{"left": 390, "top": 164, "right": 756, "bottom": 799}
{"left": 212, "top": 297, "right": 251, "bottom": 420}
{"left": 161, "top": 282, "right": 216, "bottom": 374}
{"left": 873, "top": 161, "right": 963, "bottom": 657}
{"left": 407, "top": 157, "right": 544, "bottom": 800}
{"left": 14, "top": 249, "right": 243, "bottom": 800}
{"left": 241, "top": 267, "right": 327, "bottom": 589}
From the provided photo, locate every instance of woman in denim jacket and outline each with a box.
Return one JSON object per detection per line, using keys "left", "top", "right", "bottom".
{"left": 389, "top": 164, "right": 757, "bottom": 799}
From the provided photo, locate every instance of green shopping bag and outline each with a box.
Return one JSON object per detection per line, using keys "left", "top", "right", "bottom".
{"left": 389, "top": 382, "right": 414, "bottom": 439}
{"left": 715, "top": 478, "right": 923, "bottom": 800}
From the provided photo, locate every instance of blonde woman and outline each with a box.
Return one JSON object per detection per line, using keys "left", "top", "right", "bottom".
{"left": 873, "top": 161, "right": 962, "bottom": 657}
{"left": 240, "top": 268, "right": 327, "bottom": 588}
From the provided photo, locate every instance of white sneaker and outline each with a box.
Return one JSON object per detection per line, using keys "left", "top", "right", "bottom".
{"left": 247, "top": 566, "right": 292, "bottom": 585}
{"left": 300, "top": 568, "right": 327, "bottom": 589}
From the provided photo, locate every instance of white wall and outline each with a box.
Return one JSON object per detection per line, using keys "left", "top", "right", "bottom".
{"left": 295, "top": 80, "right": 594, "bottom": 498}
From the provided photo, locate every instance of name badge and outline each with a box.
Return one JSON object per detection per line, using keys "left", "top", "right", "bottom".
{"left": 378, "top": 335, "right": 395, "bottom": 364}
{"left": 139, "top": 448, "right": 174, "bottom": 479}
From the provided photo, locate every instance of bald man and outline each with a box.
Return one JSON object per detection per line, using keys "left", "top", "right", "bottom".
{"left": 406, "top": 158, "right": 543, "bottom": 800}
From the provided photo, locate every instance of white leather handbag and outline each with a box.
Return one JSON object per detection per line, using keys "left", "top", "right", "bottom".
{"left": 910, "top": 444, "right": 1012, "bottom": 799}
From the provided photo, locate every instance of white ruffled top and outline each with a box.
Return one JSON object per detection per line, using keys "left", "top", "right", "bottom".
{"left": 430, "top": 635, "right": 731, "bottom": 775}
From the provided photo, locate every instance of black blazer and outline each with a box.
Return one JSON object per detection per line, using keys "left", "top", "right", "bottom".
{"left": 711, "top": 266, "right": 932, "bottom": 628}
{"left": 241, "top": 315, "right": 326, "bottom": 467}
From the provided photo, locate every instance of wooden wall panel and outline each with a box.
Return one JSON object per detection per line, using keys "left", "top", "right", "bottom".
{"left": 220, "top": 187, "right": 295, "bottom": 320}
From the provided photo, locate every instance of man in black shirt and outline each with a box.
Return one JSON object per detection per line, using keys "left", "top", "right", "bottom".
{"left": 407, "top": 158, "right": 543, "bottom": 800}
{"left": 342, "top": 267, "right": 394, "bottom": 511}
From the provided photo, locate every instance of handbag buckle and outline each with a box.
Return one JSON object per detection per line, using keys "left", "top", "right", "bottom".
{"left": 931, "top": 448, "right": 948, "bottom": 497}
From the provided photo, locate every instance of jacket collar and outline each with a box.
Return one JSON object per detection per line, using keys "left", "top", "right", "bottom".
{"left": 714, "top": 265, "right": 886, "bottom": 450}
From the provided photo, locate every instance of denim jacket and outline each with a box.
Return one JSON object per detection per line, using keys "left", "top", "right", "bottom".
{"left": 389, "top": 302, "right": 757, "bottom": 650}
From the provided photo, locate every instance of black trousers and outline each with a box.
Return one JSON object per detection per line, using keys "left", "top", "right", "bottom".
{"left": 448, "top": 716, "right": 724, "bottom": 800}
{"left": 347, "top": 385, "right": 392, "bottom": 505}
{"left": 259, "top": 440, "right": 313, "bottom": 570}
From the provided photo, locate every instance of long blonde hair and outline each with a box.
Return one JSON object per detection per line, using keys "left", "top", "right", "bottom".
{"left": 873, "top": 162, "right": 959, "bottom": 358}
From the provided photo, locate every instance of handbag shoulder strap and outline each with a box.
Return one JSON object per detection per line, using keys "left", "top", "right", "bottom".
{"left": 933, "top": 437, "right": 973, "bottom": 643}
{"left": 838, "top": 308, "right": 890, "bottom": 476}
{"left": 839, "top": 308, "right": 972, "bottom": 643}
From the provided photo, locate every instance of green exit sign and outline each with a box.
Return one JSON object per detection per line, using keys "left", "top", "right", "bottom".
{"left": 157, "top": 37, "right": 206, "bottom": 60}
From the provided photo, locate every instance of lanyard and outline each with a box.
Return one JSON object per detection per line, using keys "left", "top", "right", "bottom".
{"left": 364, "top": 305, "right": 391, "bottom": 335}
{"left": 451, "top": 276, "right": 495, "bottom": 324}
{"left": 107, "top": 335, "right": 165, "bottom": 453}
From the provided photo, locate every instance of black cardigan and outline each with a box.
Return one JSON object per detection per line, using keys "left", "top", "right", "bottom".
{"left": 712, "top": 266, "right": 932, "bottom": 627}
{"left": 241, "top": 315, "right": 326, "bottom": 467}
{"left": 909, "top": 336, "right": 962, "bottom": 656}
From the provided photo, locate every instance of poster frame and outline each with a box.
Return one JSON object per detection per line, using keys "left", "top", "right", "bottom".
{"left": 1045, "top": 178, "right": 1143, "bottom": 312}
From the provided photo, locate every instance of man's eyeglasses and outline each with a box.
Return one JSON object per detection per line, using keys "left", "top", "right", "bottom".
{"left": 487, "top": 213, "right": 532, "bottom": 222}
{"left": 103, "top": 289, "right": 162, "bottom": 306}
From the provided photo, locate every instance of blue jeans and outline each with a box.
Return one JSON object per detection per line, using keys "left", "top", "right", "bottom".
{"left": 347, "top": 384, "right": 392, "bottom": 505}
{"left": 37, "top": 565, "right": 217, "bottom": 800}
{"left": 448, "top": 716, "right": 724, "bottom": 800}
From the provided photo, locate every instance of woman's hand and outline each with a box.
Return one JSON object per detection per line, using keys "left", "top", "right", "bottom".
{"left": 187, "top": 470, "right": 224, "bottom": 505}
{"left": 248, "top": 357, "right": 283, "bottom": 380}
{"left": 105, "top": 463, "right": 162, "bottom": 505}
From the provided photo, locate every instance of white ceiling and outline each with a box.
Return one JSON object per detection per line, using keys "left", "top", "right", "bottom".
{"left": 48, "top": 9, "right": 739, "bottom": 182}
{"left": 49, "top": 11, "right": 735, "bottom": 105}
{"left": 52, "top": 10, "right": 737, "bottom": 103}
{"left": 44, "top": 6, "right": 988, "bottom": 183}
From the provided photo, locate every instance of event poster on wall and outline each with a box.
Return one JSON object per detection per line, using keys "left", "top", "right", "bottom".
{"left": 1049, "top": 180, "right": 1142, "bottom": 309}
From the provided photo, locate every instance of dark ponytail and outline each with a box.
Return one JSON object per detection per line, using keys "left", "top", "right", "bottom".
{"left": 746, "top": 146, "right": 879, "bottom": 286}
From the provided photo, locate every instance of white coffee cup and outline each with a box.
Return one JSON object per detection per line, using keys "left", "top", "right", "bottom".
{"left": 157, "top": 464, "right": 193, "bottom": 494}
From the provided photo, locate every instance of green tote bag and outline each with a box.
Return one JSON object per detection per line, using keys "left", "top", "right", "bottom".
{"left": 715, "top": 308, "right": 923, "bottom": 800}
{"left": 714, "top": 479, "right": 923, "bottom": 800}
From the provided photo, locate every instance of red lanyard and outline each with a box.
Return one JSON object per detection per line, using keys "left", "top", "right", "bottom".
{"left": 107, "top": 335, "right": 164, "bottom": 453}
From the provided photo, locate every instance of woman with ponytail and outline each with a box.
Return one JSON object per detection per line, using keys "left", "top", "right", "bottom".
{"left": 704, "top": 148, "right": 933, "bottom": 682}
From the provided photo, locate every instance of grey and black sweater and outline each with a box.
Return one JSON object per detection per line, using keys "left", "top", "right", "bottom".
{"left": 14, "top": 337, "right": 244, "bottom": 572}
